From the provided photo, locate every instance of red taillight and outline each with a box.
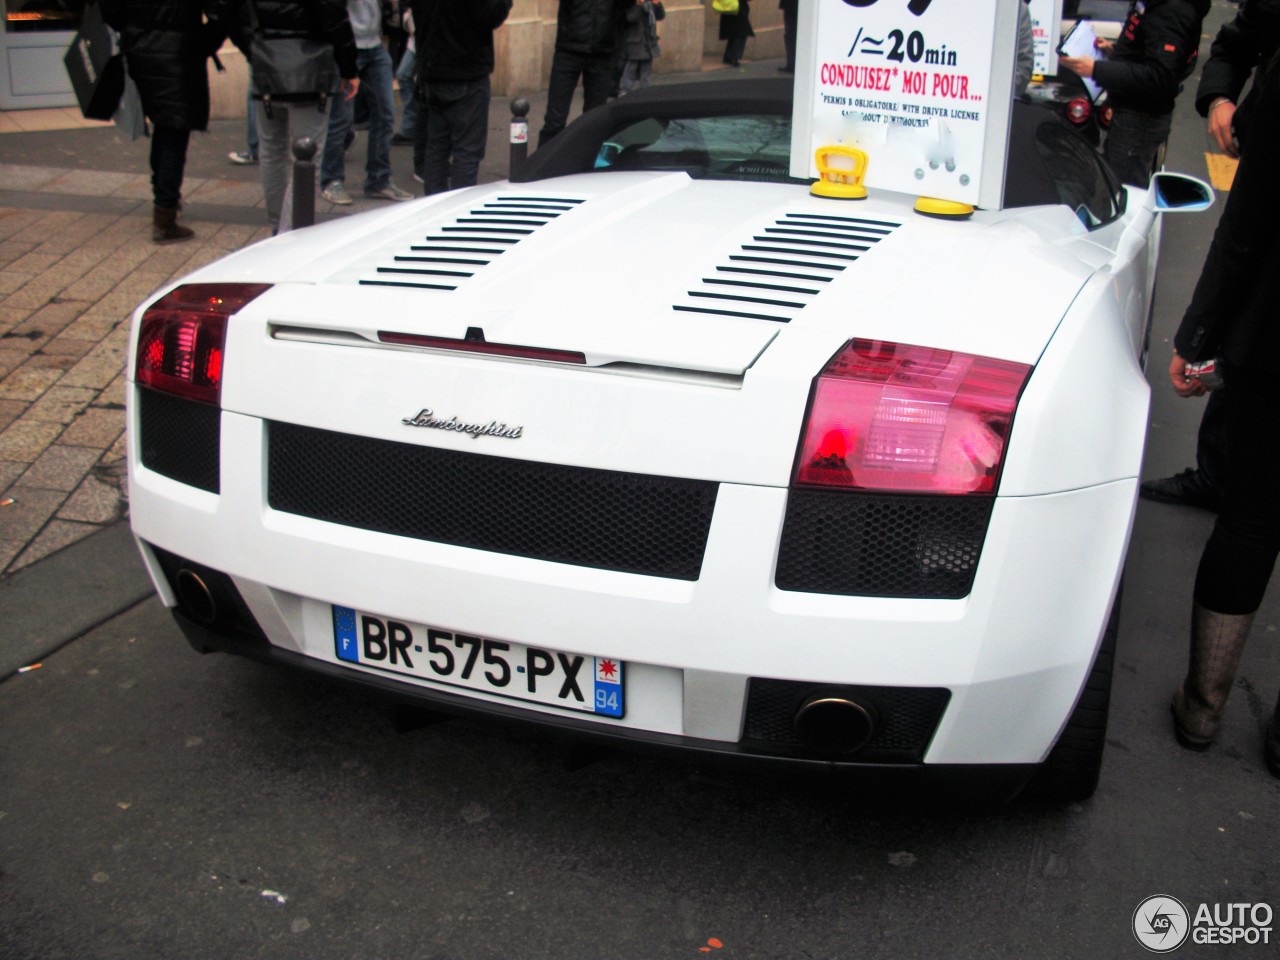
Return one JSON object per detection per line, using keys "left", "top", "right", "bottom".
{"left": 1065, "top": 97, "right": 1092, "bottom": 124}
{"left": 1096, "top": 104, "right": 1114, "bottom": 129}
{"left": 135, "top": 283, "right": 271, "bottom": 405}
{"left": 794, "top": 340, "right": 1031, "bottom": 495}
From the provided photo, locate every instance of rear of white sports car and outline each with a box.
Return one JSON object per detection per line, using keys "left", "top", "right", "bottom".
{"left": 126, "top": 92, "right": 1154, "bottom": 802}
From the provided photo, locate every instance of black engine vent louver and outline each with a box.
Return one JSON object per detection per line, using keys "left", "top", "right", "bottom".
{"left": 674, "top": 212, "right": 901, "bottom": 323}
{"left": 360, "top": 195, "right": 586, "bottom": 291}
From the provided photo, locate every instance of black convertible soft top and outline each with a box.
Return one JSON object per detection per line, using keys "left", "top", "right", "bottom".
{"left": 516, "top": 77, "right": 1075, "bottom": 212}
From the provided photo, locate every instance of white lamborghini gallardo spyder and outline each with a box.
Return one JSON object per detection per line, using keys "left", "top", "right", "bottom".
{"left": 126, "top": 79, "right": 1212, "bottom": 801}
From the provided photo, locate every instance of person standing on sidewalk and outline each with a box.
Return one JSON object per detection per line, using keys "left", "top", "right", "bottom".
{"left": 1165, "top": 50, "right": 1280, "bottom": 780}
{"left": 216, "top": 0, "right": 360, "bottom": 233}
{"left": 99, "top": 0, "right": 226, "bottom": 244}
{"left": 320, "top": 0, "right": 414, "bottom": 205}
{"left": 1140, "top": 0, "right": 1280, "bottom": 512}
{"left": 538, "top": 0, "right": 630, "bottom": 147}
{"left": 1058, "top": 0, "right": 1210, "bottom": 187}
{"left": 778, "top": 0, "right": 797, "bottom": 74}
{"left": 618, "top": 0, "right": 663, "bottom": 95}
{"left": 410, "top": 0, "right": 511, "bottom": 195}
{"left": 719, "top": 0, "right": 753, "bottom": 68}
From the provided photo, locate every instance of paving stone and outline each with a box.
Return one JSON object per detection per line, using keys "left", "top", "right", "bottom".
{"left": 17, "top": 444, "right": 102, "bottom": 492}
{"left": 38, "top": 336, "right": 95, "bottom": 361}
{"left": 0, "top": 420, "right": 63, "bottom": 462}
{"left": 0, "top": 240, "right": 36, "bottom": 267}
{"left": 0, "top": 210, "right": 43, "bottom": 242}
{"left": 40, "top": 170, "right": 140, "bottom": 198}
{"left": 0, "top": 364, "right": 63, "bottom": 402}
{"left": 5, "top": 251, "right": 61, "bottom": 276}
{"left": 9, "top": 519, "right": 98, "bottom": 573}
{"left": 0, "top": 164, "right": 62, "bottom": 193}
{"left": 0, "top": 398, "right": 24, "bottom": 432}
{"left": 57, "top": 406, "right": 124, "bottom": 449}
{"left": 21, "top": 385, "right": 99, "bottom": 425}
{"left": 57, "top": 470, "right": 123, "bottom": 524}
{"left": 0, "top": 458, "right": 25, "bottom": 491}
{"left": 0, "top": 485, "right": 63, "bottom": 540}
{"left": 0, "top": 537, "right": 22, "bottom": 574}
{"left": 16, "top": 299, "right": 85, "bottom": 339}
{"left": 59, "top": 353, "right": 123, "bottom": 391}
{"left": 0, "top": 271, "right": 33, "bottom": 297}
{"left": 50, "top": 312, "right": 119, "bottom": 343}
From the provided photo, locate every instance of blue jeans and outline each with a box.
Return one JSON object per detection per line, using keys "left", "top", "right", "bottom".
{"left": 1103, "top": 108, "right": 1171, "bottom": 188}
{"left": 397, "top": 47, "right": 418, "bottom": 139}
{"left": 321, "top": 45, "right": 395, "bottom": 192}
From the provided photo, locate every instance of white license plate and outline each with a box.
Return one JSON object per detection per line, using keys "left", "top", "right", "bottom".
{"left": 332, "top": 606, "right": 624, "bottom": 718}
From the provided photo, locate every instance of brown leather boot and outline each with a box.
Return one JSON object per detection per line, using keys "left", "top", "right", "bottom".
{"left": 152, "top": 205, "right": 194, "bottom": 245}
{"left": 1171, "top": 604, "right": 1254, "bottom": 750}
{"left": 1266, "top": 691, "right": 1280, "bottom": 778}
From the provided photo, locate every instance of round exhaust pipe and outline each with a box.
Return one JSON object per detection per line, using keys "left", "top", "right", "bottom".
{"left": 794, "top": 695, "right": 877, "bottom": 756}
{"left": 175, "top": 568, "right": 218, "bottom": 625}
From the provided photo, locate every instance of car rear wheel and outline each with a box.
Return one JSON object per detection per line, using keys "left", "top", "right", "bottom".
{"left": 1026, "top": 584, "right": 1121, "bottom": 802}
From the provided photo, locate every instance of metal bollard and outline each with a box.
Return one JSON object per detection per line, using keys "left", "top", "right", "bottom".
{"left": 291, "top": 136, "right": 317, "bottom": 230}
{"left": 509, "top": 98, "right": 530, "bottom": 182}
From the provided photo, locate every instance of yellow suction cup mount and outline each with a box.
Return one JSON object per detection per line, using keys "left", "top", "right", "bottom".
{"left": 810, "top": 146, "right": 869, "bottom": 200}
{"left": 914, "top": 196, "right": 975, "bottom": 220}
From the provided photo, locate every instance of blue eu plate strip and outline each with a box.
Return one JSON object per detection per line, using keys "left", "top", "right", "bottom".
{"left": 333, "top": 605, "right": 360, "bottom": 663}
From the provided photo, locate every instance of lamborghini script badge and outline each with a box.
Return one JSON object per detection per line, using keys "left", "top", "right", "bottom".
{"left": 401, "top": 408, "right": 524, "bottom": 440}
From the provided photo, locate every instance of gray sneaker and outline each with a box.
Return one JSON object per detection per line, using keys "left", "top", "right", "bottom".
{"left": 364, "top": 182, "right": 414, "bottom": 202}
{"left": 321, "top": 181, "right": 353, "bottom": 206}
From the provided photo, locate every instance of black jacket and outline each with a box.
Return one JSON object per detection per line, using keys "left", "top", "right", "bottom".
{"left": 100, "top": 0, "right": 224, "bottom": 130}
{"left": 215, "top": 0, "right": 358, "bottom": 78}
{"left": 719, "top": 1, "right": 753, "bottom": 42}
{"left": 1176, "top": 55, "right": 1280, "bottom": 366}
{"left": 410, "top": 0, "right": 511, "bottom": 81}
{"left": 1091, "top": 0, "right": 1210, "bottom": 114}
{"left": 554, "top": 0, "right": 630, "bottom": 56}
{"left": 1194, "top": 0, "right": 1280, "bottom": 149}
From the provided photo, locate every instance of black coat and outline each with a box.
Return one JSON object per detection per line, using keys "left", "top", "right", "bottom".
{"left": 1193, "top": 0, "right": 1280, "bottom": 149}
{"left": 99, "top": 0, "right": 224, "bottom": 131}
{"left": 1091, "top": 0, "right": 1210, "bottom": 114}
{"left": 554, "top": 0, "right": 629, "bottom": 56}
{"left": 410, "top": 0, "right": 511, "bottom": 81}
{"left": 1175, "top": 55, "right": 1280, "bottom": 367}
{"left": 719, "top": 1, "right": 753, "bottom": 42}
{"left": 214, "top": 0, "right": 358, "bottom": 79}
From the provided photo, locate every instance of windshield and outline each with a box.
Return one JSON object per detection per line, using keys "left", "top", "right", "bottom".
{"left": 593, "top": 114, "right": 802, "bottom": 184}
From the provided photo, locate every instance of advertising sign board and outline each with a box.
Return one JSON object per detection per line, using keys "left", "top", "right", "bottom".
{"left": 790, "top": 0, "right": 1021, "bottom": 210}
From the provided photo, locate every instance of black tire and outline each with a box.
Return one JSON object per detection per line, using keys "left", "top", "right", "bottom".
{"left": 1025, "top": 584, "right": 1121, "bottom": 802}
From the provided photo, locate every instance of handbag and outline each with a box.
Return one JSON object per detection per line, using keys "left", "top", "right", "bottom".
{"left": 247, "top": 0, "right": 337, "bottom": 114}
{"left": 712, "top": 0, "right": 740, "bottom": 13}
{"left": 63, "top": 3, "right": 125, "bottom": 121}
{"left": 114, "top": 73, "right": 148, "bottom": 142}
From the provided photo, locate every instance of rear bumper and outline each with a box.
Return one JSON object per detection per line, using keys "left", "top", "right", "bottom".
{"left": 169, "top": 608, "right": 1037, "bottom": 801}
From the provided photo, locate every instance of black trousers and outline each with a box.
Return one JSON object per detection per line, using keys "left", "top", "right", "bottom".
{"left": 423, "top": 78, "right": 490, "bottom": 195}
{"left": 150, "top": 125, "right": 191, "bottom": 209}
{"left": 539, "top": 49, "right": 615, "bottom": 147}
{"left": 1193, "top": 362, "right": 1280, "bottom": 614}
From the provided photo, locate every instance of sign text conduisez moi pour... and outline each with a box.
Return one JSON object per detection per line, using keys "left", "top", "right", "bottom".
{"left": 790, "top": 0, "right": 1021, "bottom": 209}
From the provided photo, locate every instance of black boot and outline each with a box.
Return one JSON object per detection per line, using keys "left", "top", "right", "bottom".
{"left": 152, "top": 205, "right": 194, "bottom": 245}
{"left": 1171, "top": 603, "right": 1254, "bottom": 750}
{"left": 1139, "top": 468, "right": 1223, "bottom": 512}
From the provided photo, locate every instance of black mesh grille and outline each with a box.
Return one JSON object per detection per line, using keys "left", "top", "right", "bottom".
{"left": 776, "top": 490, "right": 993, "bottom": 598}
{"left": 138, "top": 387, "right": 220, "bottom": 493}
{"left": 744, "top": 680, "right": 950, "bottom": 763}
{"left": 267, "top": 422, "right": 718, "bottom": 580}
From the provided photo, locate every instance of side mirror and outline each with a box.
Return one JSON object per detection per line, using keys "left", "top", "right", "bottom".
{"left": 1152, "top": 172, "right": 1215, "bottom": 213}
